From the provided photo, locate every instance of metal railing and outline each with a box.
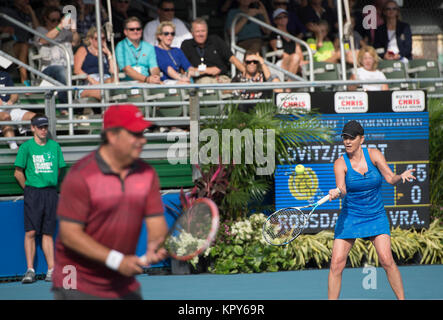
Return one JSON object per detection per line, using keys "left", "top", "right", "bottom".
{"left": 0, "top": 12, "right": 76, "bottom": 134}
{"left": 230, "top": 13, "right": 315, "bottom": 83}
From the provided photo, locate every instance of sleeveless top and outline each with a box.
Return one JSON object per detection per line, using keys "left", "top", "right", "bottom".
{"left": 81, "top": 45, "right": 110, "bottom": 75}
{"left": 334, "top": 148, "right": 390, "bottom": 239}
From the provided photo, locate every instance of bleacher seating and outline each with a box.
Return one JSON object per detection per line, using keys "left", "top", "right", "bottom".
{"left": 378, "top": 60, "right": 411, "bottom": 90}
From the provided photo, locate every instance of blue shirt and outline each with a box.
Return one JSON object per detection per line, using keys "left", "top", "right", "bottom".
{"left": 154, "top": 47, "right": 191, "bottom": 81}
{"left": 0, "top": 71, "right": 14, "bottom": 103}
{"left": 115, "top": 38, "right": 158, "bottom": 80}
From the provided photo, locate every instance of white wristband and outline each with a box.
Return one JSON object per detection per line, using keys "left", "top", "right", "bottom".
{"left": 105, "top": 250, "right": 124, "bottom": 271}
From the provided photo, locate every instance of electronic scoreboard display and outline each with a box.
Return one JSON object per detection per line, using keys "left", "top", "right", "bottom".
{"left": 274, "top": 90, "right": 430, "bottom": 233}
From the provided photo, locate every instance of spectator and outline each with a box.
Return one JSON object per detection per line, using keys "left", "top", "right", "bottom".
{"left": 115, "top": 17, "right": 161, "bottom": 83}
{"left": 232, "top": 50, "right": 280, "bottom": 112}
{"left": 0, "top": 68, "right": 35, "bottom": 149}
{"left": 269, "top": 8, "right": 305, "bottom": 76}
{"left": 306, "top": 20, "right": 340, "bottom": 63}
{"left": 349, "top": 46, "right": 389, "bottom": 91}
{"left": 300, "top": 0, "right": 337, "bottom": 41}
{"left": 269, "top": 0, "right": 306, "bottom": 38}
{"left": 14, "top": 113, "right": 66, "bottom": 284}
{"left": 74, "top": 0, "right": 109, "bottom": 39}
{"left": 181, "top": 18, "right": 245, "bottom": 84}
{"left": 73, "top": 26, "right": 116, "bottom": 102}
{"left": 225, "top": 0, "right": 272, "bottom": 53}
{"left": 154, "top": 22, "right": 199, "bottom": 84}
{"left": 366, "top": 0, "right": 388, "bottom": 44}
{"left": 111, "top": 0, "right": 147, "bottom": 45}
{"left": 0, "top": 0, "right": 40, "bottom": 86}
{"left": 373, "top": 0, "right": 412, "bottom": 62}
{"left": 343, "top": 16, "right": 365, "bottom": 65}
{"left": 143, "top": 0, "right": 192, "bottom": 48}
{"left": 34, "top": 6, "right": 80, "bottom": 113}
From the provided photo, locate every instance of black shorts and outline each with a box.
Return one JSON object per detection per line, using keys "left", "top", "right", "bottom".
{"left": 24, "top": 186, "right": 58, "bottom": 235}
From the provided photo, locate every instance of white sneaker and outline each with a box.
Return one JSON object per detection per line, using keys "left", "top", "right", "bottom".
{"left": 45, "top": 268, "right": 53, "bottom": 282}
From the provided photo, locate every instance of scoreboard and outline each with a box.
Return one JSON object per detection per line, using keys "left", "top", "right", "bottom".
{"left": 274, "top": 90, "right": 430, "bottom": 233}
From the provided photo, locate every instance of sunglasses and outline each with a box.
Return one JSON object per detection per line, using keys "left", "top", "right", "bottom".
{"left": 245, "top": 60, "right": 259, "bottom": 65}
{"left": 162, "top": 31, "right": 175, "bottom": 36}
{"left": 49, "top": 17, "right": 61, "bottom": 23}
{"left": 127, "top": 130, "right": 146, "bottom": 138}
{"left": 161, "top": 8, "right": 175, "bottom": 12}
{"left": 127, "top": 27, "right": 142, "bottom": 31}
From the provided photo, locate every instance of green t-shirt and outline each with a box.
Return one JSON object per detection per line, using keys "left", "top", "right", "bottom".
{"left": 307, "top": 38, "right": 335, "bottom": 62}
{"left": 14, "top": 138, "right": 66, "bottom": 188}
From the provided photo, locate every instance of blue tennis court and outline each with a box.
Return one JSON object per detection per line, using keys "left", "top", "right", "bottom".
{"left": 1, "top": 264, "right": 441, "bottom": 300}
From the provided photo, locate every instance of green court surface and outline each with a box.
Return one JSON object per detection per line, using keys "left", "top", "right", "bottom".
{"left": 0, "top": 265, "right": 441, "bottom": 300}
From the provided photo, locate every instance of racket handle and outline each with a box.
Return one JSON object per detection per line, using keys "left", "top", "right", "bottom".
{"left": 317, "top": 194, "right": 331, "bottom": 206}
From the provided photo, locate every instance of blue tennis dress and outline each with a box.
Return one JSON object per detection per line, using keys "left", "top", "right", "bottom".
{"left": 334, "top": 148, "right": 391, "bottom": 239}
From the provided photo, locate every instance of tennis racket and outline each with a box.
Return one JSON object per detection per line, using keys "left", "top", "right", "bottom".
{"left": 262, "top": 188, "right": 338, "bottom": 246}
{"left": 140, "top": 198, "right": 219, "bottom": 262}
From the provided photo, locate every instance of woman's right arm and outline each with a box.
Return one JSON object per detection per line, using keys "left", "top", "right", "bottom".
{"left": 73, "top": 46, "right": 87, "bottom": 76}
{"left": 329, "top": 157, "right": 347, "bottom": 200}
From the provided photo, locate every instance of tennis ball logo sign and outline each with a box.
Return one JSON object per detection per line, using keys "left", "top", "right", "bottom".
{"left": 288, "top": 167, "right": 319, "bottom": 201}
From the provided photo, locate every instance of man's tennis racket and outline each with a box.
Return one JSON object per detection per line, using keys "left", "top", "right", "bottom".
{"left": 262, "top": 189, "right": 338, "bottom": 246}
{"left": 141, "top": 198, "right": 220, "bottom": 262}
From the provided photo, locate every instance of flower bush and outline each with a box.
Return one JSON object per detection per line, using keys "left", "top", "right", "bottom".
{"left": 205, "top": 215, "right": 443, "bottom": 274}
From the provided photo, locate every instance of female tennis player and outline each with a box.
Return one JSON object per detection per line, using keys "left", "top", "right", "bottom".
{"left": 327, "top": 120, "right": 416, "bottom": 300}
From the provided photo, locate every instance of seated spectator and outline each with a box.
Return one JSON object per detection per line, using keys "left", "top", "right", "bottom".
{"left": 115, "top": 17, "right": 161, "bottom": 83}
{"left": 269, "top": 0, "right": 306, "bottom": 39}
{"left": 35, "top": 6, "right": 80, "bottom": 113}
{"left": 181, "top": 18, "right": 245, "bottom": 84}
{"left": 111, "top": 0, "right": 148, "bottom": 45}
{"left": 349, "top": 46, "right": 388, "bottom": 91}
{"left": 306, "top": 20, "right": 340, "bottom": 63}
{"left": 73, "top": 27, "right": 116, "bottom": 102}
{"left": 225, "top": 0, "right": 272, "bottom": 53}
{"left": 365, "top": 0, "right": 388, "bottom": 45}
{"left": 0, "top": 0, "right": 40, "bottom": 86}
{"left": 269, "top": 8, "right": 305, "bottom": 76}
{"left": 232, "top": 50, "right": 280, "bottom": 112}
{"left": 343, "top": 16, "right": 365, "bottom": 65}
{"left": 0, "top": 69, "right": 35, "bottom": 149}
{"left": 373, "top": 0, "right": 412, "bottom": 63}
{"left": 300, "top": 0, "right": 337, "bottom": 40}
{"left": 74, "top": 0, "right": 109, "bottom": 39}
{"left": 143, "top": 0, "right": 192, "bottom": 48}
{"left": 154, "top": 22, "right": 199, "bottom": 84}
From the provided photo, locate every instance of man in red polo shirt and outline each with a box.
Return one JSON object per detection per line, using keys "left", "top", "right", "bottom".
{"left": 52, "top": 104, "right": 168, "bottom": 300}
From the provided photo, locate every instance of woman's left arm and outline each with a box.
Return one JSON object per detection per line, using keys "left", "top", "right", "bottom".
{"left": 369, "top": 148, "right": 416, "bottom": 185}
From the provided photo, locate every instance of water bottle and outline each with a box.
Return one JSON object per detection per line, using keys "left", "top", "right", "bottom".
{"left": 276, "top": 35, "right": 283, "bottom": 50}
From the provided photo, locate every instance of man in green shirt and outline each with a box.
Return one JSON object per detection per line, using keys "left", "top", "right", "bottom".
{"left": 14, "top": 114, "right": 66, "bottom": 284}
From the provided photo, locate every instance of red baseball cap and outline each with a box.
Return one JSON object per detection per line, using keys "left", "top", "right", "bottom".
{"left": 103, "top": 104, "right": 152, "bottom": 132}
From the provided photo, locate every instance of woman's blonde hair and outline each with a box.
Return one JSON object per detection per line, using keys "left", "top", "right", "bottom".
{"left": 156, "top": 21, "right": 176, "bottom": 37}
{"left": 83, "top": 26, "right": 105, "bottom": 46}
{"left": 357, "top": 46, "right": 380, "bottom": 70}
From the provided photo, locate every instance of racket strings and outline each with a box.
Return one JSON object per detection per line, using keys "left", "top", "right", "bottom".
{"left": 167, "top": 202, "right": 214, "bottom": 258}
{"left": 263, "top": 208, "right": 307, "bottom": 245}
